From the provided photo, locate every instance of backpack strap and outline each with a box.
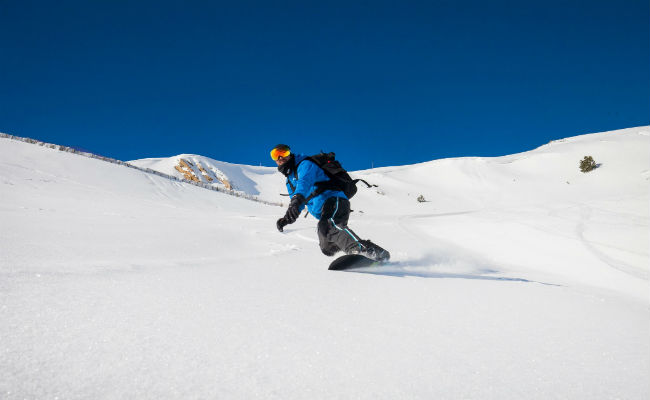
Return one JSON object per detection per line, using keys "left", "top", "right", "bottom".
{"left": 282, "top": 160, "right": 302, "bottom": 196}
{"left": 287, "top": 156, "right": 378, "bottom": 203}
{"left": 355, "top": 179, "right": 377, "bottom": 189}
{"left": 302, "top": 178, "right": 376, "bottom": 203}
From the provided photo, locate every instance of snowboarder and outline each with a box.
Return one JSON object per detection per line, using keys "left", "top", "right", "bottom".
{"left": 271, "top": 144, "right": 390, "bottom": 261}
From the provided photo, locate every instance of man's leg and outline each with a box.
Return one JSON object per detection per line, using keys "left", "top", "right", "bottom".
{"left": 318, "top": 196, "right": 390, "bottom": 261}
{"left": 317, "top": 198, "right": 338, "bottom": 256}
{"left": 318, "top": 197, "right": 365, "bottom": 255}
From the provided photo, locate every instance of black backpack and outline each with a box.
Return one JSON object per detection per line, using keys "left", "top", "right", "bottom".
{"left": 291, "top": 152, "right": 376, "bottom": 201}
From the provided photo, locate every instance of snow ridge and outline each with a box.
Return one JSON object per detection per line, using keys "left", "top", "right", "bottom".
{"left": 0, "top": 132, "right": 282, "bottom": 207}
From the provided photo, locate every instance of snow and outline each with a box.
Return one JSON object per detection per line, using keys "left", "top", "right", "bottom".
{"left": 129, "top": 154, "right": 287, "bottom": 200}
{"left": 1, "top": 127, "right": 649, "bottom": 399}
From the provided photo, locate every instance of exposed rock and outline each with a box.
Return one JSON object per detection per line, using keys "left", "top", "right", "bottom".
{"left": 175, "top": 158, "right": 232, "bottom": 190}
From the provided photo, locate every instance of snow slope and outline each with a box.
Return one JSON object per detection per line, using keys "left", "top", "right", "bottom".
{"left": 1, "top": 127, "right": 649, "bottom": 399}
{"left": 129, "top": 154, "right": 288, "bottom": 204}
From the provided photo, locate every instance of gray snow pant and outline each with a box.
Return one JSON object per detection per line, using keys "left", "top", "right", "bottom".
{"left": 317, "top": 197, "right": 364, "bottom": 256}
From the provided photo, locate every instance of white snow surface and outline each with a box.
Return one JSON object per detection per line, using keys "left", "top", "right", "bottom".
{"left": 1, "top": 127, "right": 649, "bottom": 399}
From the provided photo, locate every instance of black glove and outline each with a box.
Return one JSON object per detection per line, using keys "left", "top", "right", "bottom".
{"left": 276, "top": 217, "right": 288, "bottom": 232}
{"left": 284, "top": 194, "right": 305, "bottom": 224}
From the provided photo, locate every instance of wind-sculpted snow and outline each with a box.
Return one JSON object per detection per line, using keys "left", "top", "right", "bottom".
{"left": 1, "top": 127, "right": 648, "bottom": 399}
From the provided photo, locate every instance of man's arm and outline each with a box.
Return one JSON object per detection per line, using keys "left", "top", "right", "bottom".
{"left": 293, "top": 160, "right": 320, "bottom": 200}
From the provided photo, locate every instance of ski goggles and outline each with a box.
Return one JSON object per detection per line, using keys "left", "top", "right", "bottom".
{"left": 270, "top": 146, "right": 291, "bottom": 161}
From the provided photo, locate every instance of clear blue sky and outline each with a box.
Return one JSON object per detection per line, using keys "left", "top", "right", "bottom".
{"left": 1, "top": 0, "right": 648, "bottom": 170}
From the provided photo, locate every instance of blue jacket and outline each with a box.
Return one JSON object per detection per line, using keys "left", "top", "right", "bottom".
{"left": 286, "top": 154, "right": 347, "bottom": 219}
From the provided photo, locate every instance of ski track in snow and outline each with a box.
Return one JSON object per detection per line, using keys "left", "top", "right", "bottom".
{"left": 575, "top": 204, "right": 649, "bottom": 280}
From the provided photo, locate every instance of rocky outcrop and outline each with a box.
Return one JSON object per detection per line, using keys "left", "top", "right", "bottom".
{"left": 175, "top": 158, "right": 232, "bottom": 190}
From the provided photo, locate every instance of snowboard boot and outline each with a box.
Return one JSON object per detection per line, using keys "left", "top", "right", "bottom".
{"left": 350, "top": 240, "right": 390, "bottom": 262}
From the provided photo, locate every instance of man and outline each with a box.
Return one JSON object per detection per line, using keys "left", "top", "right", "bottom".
{"left": 271, "top": 144, "right": 390, "bottom": 261}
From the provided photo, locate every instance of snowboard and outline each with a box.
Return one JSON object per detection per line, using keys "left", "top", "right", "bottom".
{"left": 328, "top": 254, "right": 381, "bottom": 271}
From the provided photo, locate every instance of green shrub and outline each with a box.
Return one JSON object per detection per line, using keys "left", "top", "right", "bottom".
{"left": 579, "top": 156, "right": 597, "bottom": 173}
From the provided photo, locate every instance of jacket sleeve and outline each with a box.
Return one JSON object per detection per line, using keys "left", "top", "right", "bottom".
{"left": 293, "top": 160, "right": 321, "bottom": 201}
